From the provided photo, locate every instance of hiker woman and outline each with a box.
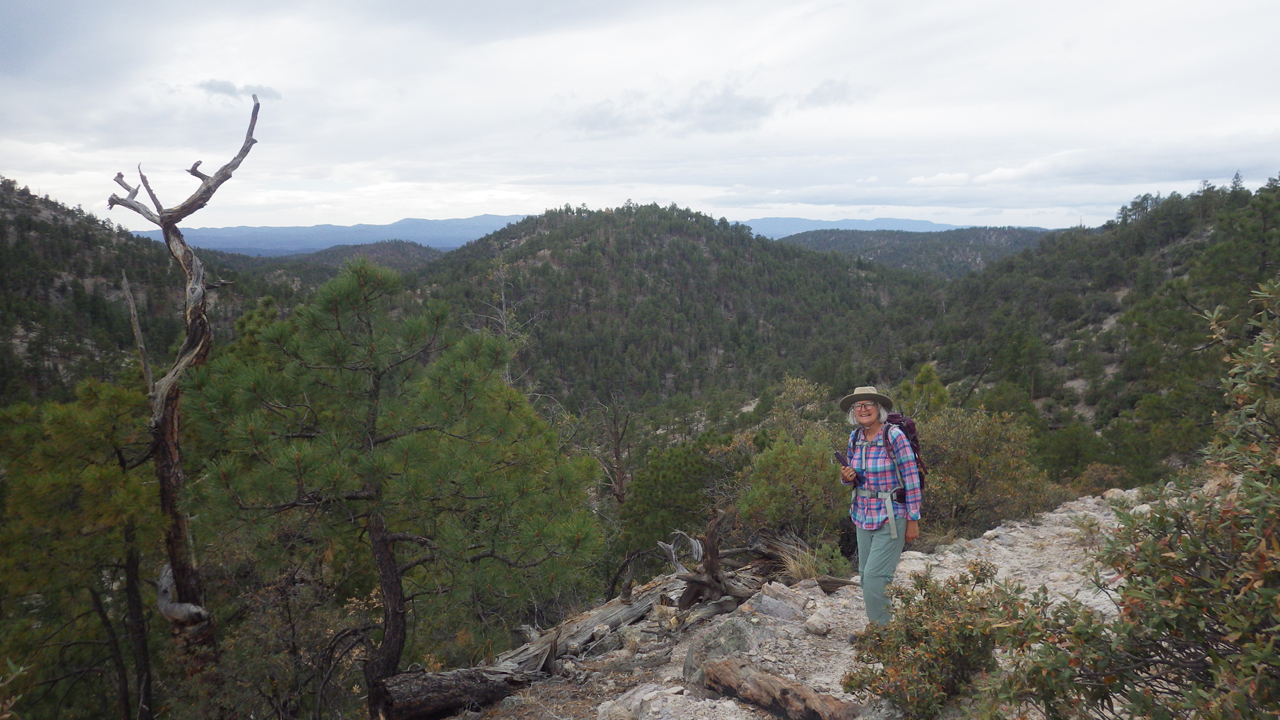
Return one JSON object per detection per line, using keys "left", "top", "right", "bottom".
{"left": 838, "top": 386, "right": 922, "bottom": 626}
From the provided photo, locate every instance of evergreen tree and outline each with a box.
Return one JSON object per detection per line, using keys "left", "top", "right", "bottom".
{"left": 184, "top": 260, "right": 601, "bottom": 714}
{"left": 0, "top": 380, "right": 161, "bottom": 720}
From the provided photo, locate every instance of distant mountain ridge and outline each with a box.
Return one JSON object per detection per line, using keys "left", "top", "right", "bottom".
{"left": 742, "top": 217, "right": 970, "bottom": 238}
{"left": 132, "top": 214, "right": 983, "bottom": 255}
{"left": 135, "top": 215, "right": 527, "bottom": 255}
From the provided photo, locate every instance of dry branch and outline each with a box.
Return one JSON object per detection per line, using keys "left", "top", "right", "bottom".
{"left": 120, "top": 270, "right": 153, "bottom": 391}
{"left": 704, "top": 657, "right": 863, "bottom": 720}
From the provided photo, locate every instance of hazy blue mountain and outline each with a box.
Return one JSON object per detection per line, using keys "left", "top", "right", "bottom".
{"left": 135, "top": 215, "right": 527, "bottom": 255}
{"left": 742, "top": 217, "right": 969, "bottom": 238}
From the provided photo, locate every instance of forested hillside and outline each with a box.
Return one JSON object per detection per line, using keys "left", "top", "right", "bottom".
{"left": 0, "top": 176, "right": 309, "bottom": 405}
{"left": 415, "top": 202, "right": 939, "bottom": 413}
{"left": 780, "top": 225, "right": 1047, "bottom": 278}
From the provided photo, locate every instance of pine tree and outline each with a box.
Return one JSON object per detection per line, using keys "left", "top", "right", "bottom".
{"left": 184, "top": 260, "right": 601, "bottom": 715}
{"left": 0, "top": 380, "right": 161, "bottom": 720}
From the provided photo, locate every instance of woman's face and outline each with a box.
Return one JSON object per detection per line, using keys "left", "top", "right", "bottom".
{"left": 852, "top": 401, "right": 879, "bottom": 427}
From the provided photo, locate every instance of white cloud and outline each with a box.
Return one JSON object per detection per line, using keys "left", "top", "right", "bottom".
{"left": 908, "top": 173, "right": 971, "bottom": 187}
{"left": 2, "top": 0, "right": 1279, "bottom": 229}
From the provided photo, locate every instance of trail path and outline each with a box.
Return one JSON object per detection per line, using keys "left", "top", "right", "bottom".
{"left": 477, "top": 492, "right": 1133, "bottom": 720}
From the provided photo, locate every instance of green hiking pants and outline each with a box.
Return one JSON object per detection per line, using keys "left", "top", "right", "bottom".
{"left": 857, "top": 519, "right": 907, "bottom": 625}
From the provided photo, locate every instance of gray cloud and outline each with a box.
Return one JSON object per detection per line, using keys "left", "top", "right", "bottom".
{"left": 573, "top": 83, "right": 777, "bottom": 137}
{"left": 798, "top": 79, "right": 865, "bottom": 109}
{"left": 666, "top": 83, "right": 774, "bottom": 134}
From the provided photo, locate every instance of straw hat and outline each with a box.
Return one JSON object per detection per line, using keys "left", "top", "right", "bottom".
{"left": 838, "top": 386, "right": 894, "bottom": 413}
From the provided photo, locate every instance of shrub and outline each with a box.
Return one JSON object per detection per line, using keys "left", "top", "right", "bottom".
{"left": 1070, "top": 462, "right": 1134, "bottom": 496}
{"left": 737, "top": 432, "right": 847, "bottom": 544}
{"left": 921, "top": 408, "right": 1065, "bottom": 536}
{"left": 843, "top": 561, "right": 1009, "bottom": 719}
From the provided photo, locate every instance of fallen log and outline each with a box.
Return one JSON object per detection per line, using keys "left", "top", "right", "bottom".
{"left": 494, "top": 575, "right": 680, "bottom": 672}
{"left": 815, "top": 575, "right": 857, "bottom": 594}
{"left": 370, "top": 665, "right": 544, "bottom": 720}
{"left": 704, "top": 657, "right": 863, "bottom": 720}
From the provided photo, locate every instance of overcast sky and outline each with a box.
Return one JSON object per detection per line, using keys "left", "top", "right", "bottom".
{"left": 3, "top": 0, "right": 1278, "bottom": 231}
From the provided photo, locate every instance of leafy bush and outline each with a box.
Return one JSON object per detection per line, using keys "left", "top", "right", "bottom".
{"left": 843, "top": 561, "right": 1008, "bottom": 719}
{"left": 920, "top": 408, "right": 1066, "bottom": 536}
{"left": 1070, "top": 462, "right": 1134, "bottom": 496}
{"left": 736, "top": 433, "right": 847, "bottom": 543}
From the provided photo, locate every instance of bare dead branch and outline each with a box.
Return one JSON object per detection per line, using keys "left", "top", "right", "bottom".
{"left": 121, "top": 271, "right": 154, "bottom": 391}
{"left": 386, "top": 533, "right": 435, "bottom": 546}
{"left": 137, "top": 166, "right": 163, "bottom": 215}
{"left": 186, "top": 161, "right": 210, "bottom": 181}
{"left": 112, "top": 172, "right": 139, "bottom": 201}
{"left": 398, "top": 555, "right": 438, "bottom": 575}
{"left": 164, "top": 95, "right": 260, "bottom": 225}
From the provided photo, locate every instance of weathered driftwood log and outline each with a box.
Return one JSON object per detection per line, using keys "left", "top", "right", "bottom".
{"left": 704, "top": 657, "right": 863, "bottom": 720}
{"left": 675, "top": 512, "right": 761, "bottom": 609}
{"left": 495, "top": 575, "right": 679, "bottom": 672}
{"left": 815, "top": 575, "right": 858, "bottom": 594}
{"left": 372, "top": 576, "right": 683, "bottom": 717}
{"left": 370, "top": 665, "right": 545, "bottom": 720}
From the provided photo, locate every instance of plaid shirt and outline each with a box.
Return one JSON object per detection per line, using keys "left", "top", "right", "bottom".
{"left": 841, "top": 425, "right": 923, "bottom": 531}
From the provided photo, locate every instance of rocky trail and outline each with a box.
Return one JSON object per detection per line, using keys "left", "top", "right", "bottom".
{"left": 464, "top": 491, "right": 1135, "bottom": 720}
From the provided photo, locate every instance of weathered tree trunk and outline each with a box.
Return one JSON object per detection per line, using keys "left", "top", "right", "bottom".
{"left": 815, "top": 575, "right": 857, "bottom": 595}
{"left": 363, "top": 511, "right": 409, "bottom": 716}
{"left": 494, "top": 576, "right": 675, "bottom": 672}
{"left": 124, "top": 525, "right": 154, "bottom": 720}
{"left": 108, "top": 96, "right": 261, "bottom": 656}
{"left": 370, "top": 666, "right": 544, "bottom": 720}
{"left": 704, "top": 657, "right": 863, "bottom": 720}
{"left": 674, "top": 513, "right": 757, "bottom": 609}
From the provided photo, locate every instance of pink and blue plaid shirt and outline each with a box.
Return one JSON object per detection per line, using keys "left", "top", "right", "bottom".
{"left": 841, "top": 425, "right": 923, "bottom": 531}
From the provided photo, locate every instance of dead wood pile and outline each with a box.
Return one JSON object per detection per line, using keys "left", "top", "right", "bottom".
{"left": 370, "top": 520, "right": 827, "bottom": 720}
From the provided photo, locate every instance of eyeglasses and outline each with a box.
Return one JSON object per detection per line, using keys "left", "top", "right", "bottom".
{"left": 852, "top": 402, "right": 877, "bottom": 411}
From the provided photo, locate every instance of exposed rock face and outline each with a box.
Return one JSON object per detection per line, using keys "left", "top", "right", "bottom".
{"left": 683, "top": 618, "right": 769, "bottom": 686}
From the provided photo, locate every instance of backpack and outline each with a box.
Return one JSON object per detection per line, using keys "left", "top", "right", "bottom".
{"left": 881, "top": 412, "right": 926, "bottom": 502}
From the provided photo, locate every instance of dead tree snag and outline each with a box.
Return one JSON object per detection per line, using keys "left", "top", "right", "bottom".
{"left": 108, "top": 96, "right": 261, "bottom": 650}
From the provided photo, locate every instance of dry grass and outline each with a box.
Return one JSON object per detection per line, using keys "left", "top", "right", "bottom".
{"left": 779, "top": 544, "right": 820, "bottom": 583}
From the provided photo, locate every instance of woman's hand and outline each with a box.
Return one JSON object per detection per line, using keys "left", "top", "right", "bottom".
{"left": 840, "top": 466, "right": 857, "bottom": 483}
{"left": 905, "top": 519, "right": 919, "bottom": 543}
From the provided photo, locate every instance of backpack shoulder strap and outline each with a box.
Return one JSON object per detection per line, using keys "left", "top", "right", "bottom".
{"left": 881, "top": 425, "right": 906, "bottom": 488}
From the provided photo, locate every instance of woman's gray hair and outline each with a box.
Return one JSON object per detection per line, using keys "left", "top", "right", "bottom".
{"left": 846, "top": 402, "right": 890, "bottom": 427}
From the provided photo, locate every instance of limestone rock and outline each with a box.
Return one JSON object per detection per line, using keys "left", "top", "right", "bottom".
{"left": 761, "top": 581, "right": 806, "bottom": 610}
{"left": 682, "top": 617, "right": 765, "bottom": 685}
{"left": 804, "top": 608, "right": 833, "bottom": 636}
{"left": 752, "top": 594, "right": 804, "bottom": 622}
{"left": 597, "top": 699, "right": 634, "bottom": 720}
